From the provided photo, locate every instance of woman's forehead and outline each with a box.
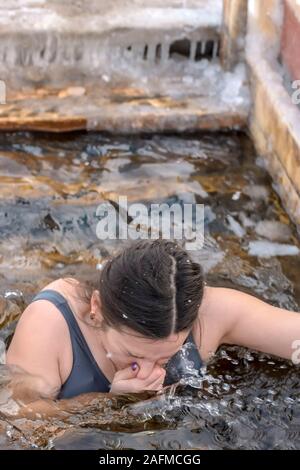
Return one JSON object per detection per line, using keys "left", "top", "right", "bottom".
{"left": 108, "top": 327, "right": 188, "bottom": 354}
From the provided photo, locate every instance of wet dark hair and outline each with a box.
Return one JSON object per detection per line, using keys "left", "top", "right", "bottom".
{"left": 98, "top": 239, "right": 205, "bottom": 339}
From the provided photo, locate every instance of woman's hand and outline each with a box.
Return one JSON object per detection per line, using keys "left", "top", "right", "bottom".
{"left": 110, "top": 362, "right": 166, "bottom": 394}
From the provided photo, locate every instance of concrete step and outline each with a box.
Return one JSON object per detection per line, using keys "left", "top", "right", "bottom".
{"left": 0, "top": 1, "right": 249, "bottom": 132}
{"left": 0, "top": 0, "right": 223, "bottom": 79}
{"left": 0, "top": 62, "right": 249, "bottom": 132}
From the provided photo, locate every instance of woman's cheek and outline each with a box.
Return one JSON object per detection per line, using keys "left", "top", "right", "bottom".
{"left": 114, "top": 358, "right": 133, "bottom": 370}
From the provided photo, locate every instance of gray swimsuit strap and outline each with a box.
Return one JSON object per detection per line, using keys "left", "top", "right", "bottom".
{"left": 31, "top": 289, "right": 110, "bottom": 399}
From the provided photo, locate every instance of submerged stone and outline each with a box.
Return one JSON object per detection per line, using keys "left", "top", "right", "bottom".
{"left": 254, "top": 220, "right": 292, "bottom": 242}
{"left": 248, "top": 240, "right": 300, "bottom": 257}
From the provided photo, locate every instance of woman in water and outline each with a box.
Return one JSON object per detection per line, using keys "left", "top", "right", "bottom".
{"left": 6, "top": 239, "right": 300, "bottom": 401}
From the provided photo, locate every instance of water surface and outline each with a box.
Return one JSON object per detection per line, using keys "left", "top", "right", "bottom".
{"left": 0, "top": 131, "right": 299, "bottom": 449}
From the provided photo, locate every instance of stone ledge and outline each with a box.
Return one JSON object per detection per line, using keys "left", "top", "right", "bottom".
{"left": 251, "top": 120, "right": 300, "bottom": 227}
{"left": 0, "top": 62, "right": 249, "bottom": 132}
{"left": 246, "top": 1, "right": 300, "bottom": 229}
{"left": 247, "top": 54, "right": 300, "bottom": 188}
{"left": 0, "top": 1, "right": 223, "bottom": 34}
{"left": 0, "top": 89, "right": 248, "bottom": 133}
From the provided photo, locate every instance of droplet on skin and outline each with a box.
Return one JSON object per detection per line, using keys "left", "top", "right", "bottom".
{"left": 106, "top": 352, "right": 112, "bottom": 359}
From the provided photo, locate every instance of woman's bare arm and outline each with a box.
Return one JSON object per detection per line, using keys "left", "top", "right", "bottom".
{"left": 6, "top": 300, "right": 66, "bottom": 398}
{"left": 203, "top": 286, "right": 300, "bottom": 361}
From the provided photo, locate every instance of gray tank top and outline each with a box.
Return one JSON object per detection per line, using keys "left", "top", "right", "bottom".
{"left": 31, "top": 289, "right": 203, "bottom": 399}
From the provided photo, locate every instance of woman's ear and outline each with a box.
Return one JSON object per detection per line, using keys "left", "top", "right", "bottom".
{"left": 91, "top": 290, "right": 102, "bottom": 317}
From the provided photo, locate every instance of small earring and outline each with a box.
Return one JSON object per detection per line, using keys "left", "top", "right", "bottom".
{"left": 90, "top": 311, "right": 96, "bottom": 321}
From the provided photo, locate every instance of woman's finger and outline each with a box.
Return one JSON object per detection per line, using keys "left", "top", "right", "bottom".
{"left": 142, "top": 367, "right": 165, "bottom": 386}
{"left": 144, "top": 374, "right": 166, "bottom": 391}
{"left": 113, "top": 363, "right": 139, "bottom": 381}
{"left": 142, "top": 368, "right": 166, "bottom": 387}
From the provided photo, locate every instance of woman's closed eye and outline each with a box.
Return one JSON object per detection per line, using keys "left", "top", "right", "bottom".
{"left": 128, "top": 355, "right": 170, "bottom": 367}
{"left": 157, "top": 358, "right": 171, "bottom": 367}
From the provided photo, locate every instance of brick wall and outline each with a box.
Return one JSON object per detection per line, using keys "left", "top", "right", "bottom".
{"left": 281, "top": 0, "right": 300, "bottom": 80}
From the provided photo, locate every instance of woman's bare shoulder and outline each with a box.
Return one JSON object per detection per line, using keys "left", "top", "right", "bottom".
{"left": 198, "top": 285, "right": 220, "bottom": 316}
{"left": 7, "top": 278, "right": 73, "bottom": 357}
{"left": 40, "top": 276, "right": 80, "bottom": 293}
{"left": 5, "top": 280, "right": 74, "bottom": 396}
{"left": 199, "top": 285, "right": 236, "bottom": 316}
{"left": 194, "top": 286, "right": 231, "bottom": 361}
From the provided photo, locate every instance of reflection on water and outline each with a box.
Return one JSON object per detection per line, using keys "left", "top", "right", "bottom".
{"left": 0, "top": 131, "right": 299, "bottom": 449}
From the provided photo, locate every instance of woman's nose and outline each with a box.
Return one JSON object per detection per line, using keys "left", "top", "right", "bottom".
{"left": 136, "top": 360, "right": 156, "bottom": 379}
